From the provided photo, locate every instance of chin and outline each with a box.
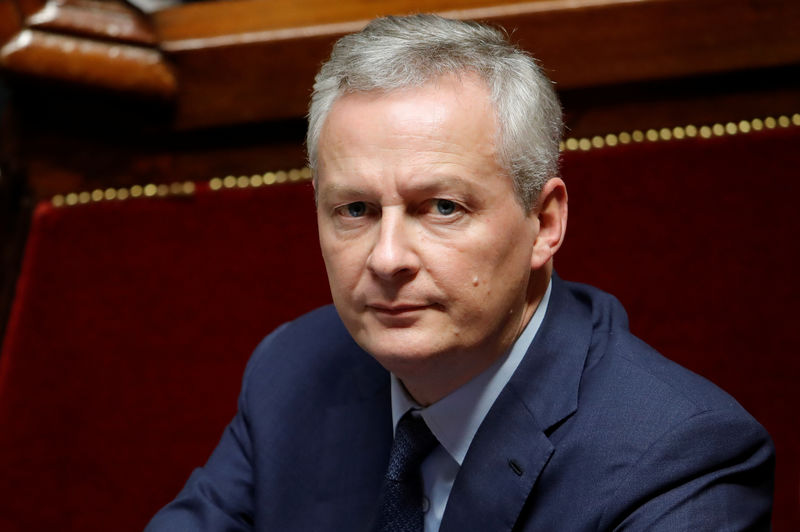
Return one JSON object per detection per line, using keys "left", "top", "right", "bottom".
{"left": 355, "top": 329, "right": 448, "bottom": 371}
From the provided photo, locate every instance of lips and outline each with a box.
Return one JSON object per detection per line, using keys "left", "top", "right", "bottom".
{"left": 368, "top": 303, "right": 432, "bottom": 315}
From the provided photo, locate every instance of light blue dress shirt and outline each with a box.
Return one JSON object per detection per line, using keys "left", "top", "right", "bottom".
{"left": 390, "top": 280, "right": 552, "bottom": 532}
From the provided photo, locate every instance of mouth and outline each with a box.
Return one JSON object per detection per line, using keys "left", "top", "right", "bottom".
{"left": 368, "top": 303, "right": 433, "bottom": 316}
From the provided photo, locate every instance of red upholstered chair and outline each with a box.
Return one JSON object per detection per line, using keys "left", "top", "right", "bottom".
{"left": 1, "top": 118, "right": 799, "bottom": 530}
{"left": 0, "top": 178, "right": 331, "bottom": 530}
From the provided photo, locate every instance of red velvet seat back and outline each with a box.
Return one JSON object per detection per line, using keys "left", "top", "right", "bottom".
{"left": 1, "top": 123, "right": 798, "bottom": 530}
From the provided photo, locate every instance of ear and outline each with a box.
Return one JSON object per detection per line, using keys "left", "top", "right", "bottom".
{"left": 531, "top": 178, "right": 568, "bottom": 270}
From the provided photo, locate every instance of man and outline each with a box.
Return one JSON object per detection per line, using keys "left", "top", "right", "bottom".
{"left": 147, "top": 14, "right": 774, "bottom": 531}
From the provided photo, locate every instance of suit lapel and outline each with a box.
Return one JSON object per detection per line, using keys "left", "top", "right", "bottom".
{"left": 440, "top": 391, "right": 554, "bottom": 532}
{"left": 441, "top": 275, "right": 593, "bottom": 531}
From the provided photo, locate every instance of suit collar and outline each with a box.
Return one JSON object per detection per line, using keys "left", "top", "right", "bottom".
{"left": 506, "top": 273, "right": 593, "bottom": 433}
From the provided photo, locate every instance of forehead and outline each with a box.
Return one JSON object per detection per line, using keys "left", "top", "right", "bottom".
{"left": 316, "top": 74, "right": 502, "bottom": 186}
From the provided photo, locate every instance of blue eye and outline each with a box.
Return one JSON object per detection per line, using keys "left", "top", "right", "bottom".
{"left": 346, "top": 202, "right": 367, "bottom": 217}
{"left": 435, "top": 199, "right": 456, "bottom": 215}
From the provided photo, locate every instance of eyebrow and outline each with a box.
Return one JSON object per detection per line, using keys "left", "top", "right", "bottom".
{"left": 401, "top": 175, "right": 475, "bottom": 194}
{"left": 317, "top": 173, "right": 484, "bottom": 204}
{"left": 316, "top": 183, "right": 372, "bottom": 200}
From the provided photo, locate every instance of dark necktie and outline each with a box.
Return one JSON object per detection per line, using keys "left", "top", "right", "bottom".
{"left": 372, "top": 412, "right": 439, "bottom": 532}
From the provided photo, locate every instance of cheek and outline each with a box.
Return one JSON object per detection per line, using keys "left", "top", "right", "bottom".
{"left": 428, "top": 240, "right": 497, "bottom": 303}
{"left": 320, "top": 236, "right": 366, "bottom": 291}
{"left": 451, "top": 227, "right": 533, "bottom": 298}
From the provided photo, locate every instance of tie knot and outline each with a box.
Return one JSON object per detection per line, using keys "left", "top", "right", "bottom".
{"left": 386, "top": 412, "right": 439, "bottom": 482}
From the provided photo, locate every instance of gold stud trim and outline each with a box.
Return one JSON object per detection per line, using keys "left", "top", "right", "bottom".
{"left": 49, "top": 113, "right": 799, "bottom": 207}
{"left": 561, "top": 113, "right": 800, "bottom": 153}
{"left": 50, "top": 180, "right": 198, "bottom": 208}
{"left": 49, "top": 167, "right": 312, "bottom": 208}
{"left": 207, "top": 166, "right": 312, "bottom": 194}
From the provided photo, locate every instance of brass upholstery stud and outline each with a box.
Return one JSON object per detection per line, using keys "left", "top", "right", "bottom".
{"left": 738, "top": 120, "right": 751, "bottom": 134}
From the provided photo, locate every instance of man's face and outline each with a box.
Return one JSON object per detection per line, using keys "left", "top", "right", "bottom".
{"left": 316, "top": 75, "right": 540, "bottom": 399}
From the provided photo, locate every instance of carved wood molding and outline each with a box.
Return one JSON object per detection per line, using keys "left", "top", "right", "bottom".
{"left": 1, "top": 29, "right": 176, "bottom": 96}
{"left": 0, "top": 0, "right": 175, "bottom": 98}
{"left": 27, "top": 0, "right": 157, "bottom": 45}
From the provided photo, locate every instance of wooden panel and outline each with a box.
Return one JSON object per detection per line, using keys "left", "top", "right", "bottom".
{"left": 154, "top": 0, "right": 535, "bottom": 40}
{"left": 165, "top": 33, "right": 339, "bottom": 129}
{"left": 150, "top": 0, "right": 800, "bottom": 129}
{"left": 487, "top": 0, "right": 800, "bottom": 87}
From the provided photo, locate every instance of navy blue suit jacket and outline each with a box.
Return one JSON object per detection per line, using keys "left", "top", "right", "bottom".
{"left": 147, "top": 277, "right": 774, "bottom": 530}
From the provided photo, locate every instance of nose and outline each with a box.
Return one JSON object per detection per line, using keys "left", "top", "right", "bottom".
{"left": 366, "top": 208, "right": 420, "bottom": 280}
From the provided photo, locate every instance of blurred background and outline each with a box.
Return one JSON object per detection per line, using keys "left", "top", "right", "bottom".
{"left": 0, "top": 0, "right": 798, "bottom": 530}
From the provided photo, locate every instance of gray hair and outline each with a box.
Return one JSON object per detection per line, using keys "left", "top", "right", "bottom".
{"left": 307, "top": 14, "right": 563, "bottom": 211}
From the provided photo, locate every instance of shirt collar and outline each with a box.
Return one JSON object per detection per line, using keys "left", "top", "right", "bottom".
{"left": 390, "top": 279, "right": 552, "bottom": 465}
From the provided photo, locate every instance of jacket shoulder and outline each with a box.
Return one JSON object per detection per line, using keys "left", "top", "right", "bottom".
{"left": 541, "top": 280, "right": 774, "bottom": 529}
